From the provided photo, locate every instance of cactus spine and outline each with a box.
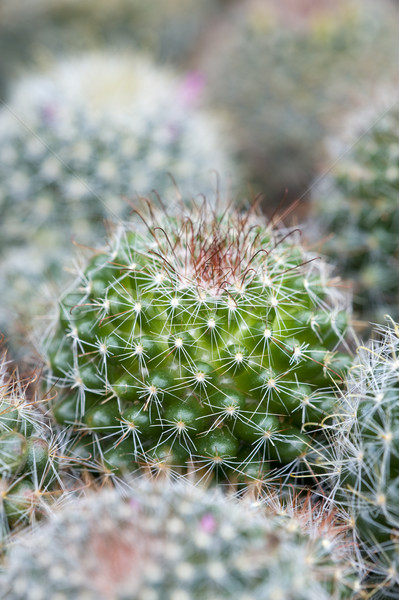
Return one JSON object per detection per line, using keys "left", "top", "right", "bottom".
{"left": 42, "top": 200, "right": 353, "bottom": 487}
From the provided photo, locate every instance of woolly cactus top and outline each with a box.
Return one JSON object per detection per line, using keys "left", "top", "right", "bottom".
{"left": 0, "top": 52, "right": 236, "bottom": 336}
{"left": 312, "top": 100, "right": 399, "bottom": 321}
{"left": 43, "top": 201, "right": 353, "bottom": 487}
{"left": 1, "top": 479, "right": 360, "bottom": 599}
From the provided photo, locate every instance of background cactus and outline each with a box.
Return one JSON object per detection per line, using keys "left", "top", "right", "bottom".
{"left": 323, "top": 318, "right": 399, "bottom": 597}
{"left": 0, "top": 0, "right": 228, "bottom": 97}
{"left": 42, "top": 199, "right": 353, "bottom": 488}
{"left": 0, "top": 51, "right": 237, "bottom": 346}
{"left": 199, "top": 0, "right": 399, "bottom": 206}
{"left": 310, "top": 99, "right": 399, "bottom": 322}
{"left": 0, "top": 478, "right": 361, "bottom": 599}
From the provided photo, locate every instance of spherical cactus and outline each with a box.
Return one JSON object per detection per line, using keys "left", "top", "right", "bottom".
{"left": 0, "top": 478, "right": 361, "bottom": 599}
{"left": 41, "top": 199, "right": 353, "bottom": 488}
{"left": 325, "top": 318, "right": 399, "bottom": 597}
{"left": 0, "top": 51, "right": 237, "bottom": 342}
{"left": 0, "top": 350, "right": 70, "bottom": 542}
{"left": 311, "top": 99, "right": 399, "bottom": 322}
{"left": 200, "top": 0, "right": 399, "bottom": 205}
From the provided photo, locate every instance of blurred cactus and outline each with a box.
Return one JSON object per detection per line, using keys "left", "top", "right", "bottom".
{"left": 0, "top": 52, "right": 237, "bottom": 344}
{"left": 200, "top": 0, "right": 399, "bottom": 206}
{"left": 0, "top": 0, "right": 226, "bottom": 96}
{"left": 1, "top": 479, "right": 360, "bottom": 599}
{"left": 324, "top": 318, "right": 399, "bottom": 597}
{"left": 311, "top": 100, "right": 399, "bottom": 322}
{"left": 41, "top": 199, "right": 352, "bottom": 488}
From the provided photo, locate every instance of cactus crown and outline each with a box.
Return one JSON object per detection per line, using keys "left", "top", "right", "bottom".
{"left": 44, "top": 200, "right": 352, "bottom": 486}
{"left": 1, "top": 478, "right": 361, "bottom": 600}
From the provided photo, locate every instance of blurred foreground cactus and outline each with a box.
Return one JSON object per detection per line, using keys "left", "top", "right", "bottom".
{"left": 325, "top": 318, "right": 399, "bottom": 597}
{"left": 42, "top": 199, "right": 353, "bottom": 487}
{"left": 201, "top": 0, "right": 399, "bottom": 205}
{"left": 311, "top": 101, "right": 399, "bottom": 322}
{"left": 0, "top": 51, "right": 236, "bottom": 341}
{"left": 1, "top": 479, "right": 360, "bottom": 599}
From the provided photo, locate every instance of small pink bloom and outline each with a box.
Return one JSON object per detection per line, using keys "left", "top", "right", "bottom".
{"left": 200, "top": 513, "right": 217, "bottom": 533}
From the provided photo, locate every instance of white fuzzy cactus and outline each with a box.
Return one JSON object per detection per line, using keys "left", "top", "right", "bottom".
{"left": 0, "top": 51, "right": 237, "bottom": 342}
{"left": 0, "top": 479, "right": 361, "bottom": 599}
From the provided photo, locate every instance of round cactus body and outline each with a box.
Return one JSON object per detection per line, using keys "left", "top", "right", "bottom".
{"left": 311, "top": 102, "right": 399, "bottom": 322}
{"left": 201, "top": 0, "right": 399, "bottom": 205}
{"left": 0, "top": 52, "right": 236, "bottom": 339}
{"left": 326, "top": 318, "right": 399, "bottom": 597}
{"left": 1, "top": 479, "right": 360, "bottom": 599}
{"left": 0, "top": 352, "right": 63, "bottom": 541}
{"left": 42, "top": 201, "right": 353, "bottom": 487}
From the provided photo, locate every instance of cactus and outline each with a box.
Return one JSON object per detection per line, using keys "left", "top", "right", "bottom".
{"left": 0, "top": 478, "right": 361, "bottom": 599}
{"left": 200, "top": 0, "right": 399, "bottom": 205}
{"left": 41, "top": 199, "right": 353, "bottom": 488}
{"left": 311, "top": 100, "right": 399, "bottom": 322}
{"left": 324, "top": 318, "right": 399, "bottom": 597}
{"left": 0, "top": 51, "right": 237, "bottom": 344}
{"left": 0, "top": 0, "right": 225, "bottom": 97}
{"left": 0, "top": 351, "right": 67, "bottom": 543}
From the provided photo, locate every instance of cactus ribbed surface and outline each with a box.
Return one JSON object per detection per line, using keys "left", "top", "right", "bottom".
{"left": 0, "top": 52, "right": 236, "bottom": 339}
{"left": 1, "top": 479, "right": 360, "bottom": 599}
{"left": 326, "top": 318, "right": 399, "bottom": 597}
{"left": 42, "top": 201, "right": 353, "bottom": 486}
{"left": 312, "top": 104, "right": 399, "bottom": 321}
{"left": 0, "top": 352, "right": 63, "bottom": 541}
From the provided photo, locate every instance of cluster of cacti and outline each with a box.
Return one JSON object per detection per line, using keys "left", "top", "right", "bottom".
{"left": 311, "top": 101, "right": 399, "bottom": 322}
{"left": 0, "top": 351, "right": 65, "bottom": 542}
{"left": 3, "top": 3, "right": 399, "bottom": 597}
{"left": 200, "top": 0, "right": 399, "bottom": 205}
{"left": 41, "top": 200, "right": 353, "bottom": 487}
{"left": 322, "top": 318, "right": 399, "bottom": 597}
{"left": 0, "top": 0, "right": 231, "bottom": 99}
{"left": 0, "top": 51, "right": 236, "bottom": 342}
{"left": 0, "top": 478, "right": 361, "bottom": 599}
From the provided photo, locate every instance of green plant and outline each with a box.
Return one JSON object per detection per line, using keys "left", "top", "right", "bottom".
{"left": 324, "top": 318, "right": 399, "bottom": 597}
{"left": 311, "top": 102, "right": 399, "bottom": 322}
{"left": 0, "top": 351, "right": 65, "bottom": 543}
{"left": 0, "top": 478, "right": 361, "bottom": 599}
{"left": 200, "top": 0, "right": 399, "bottom": 205}
{"left": 42, "top": 200, "right": 353, "bottom": 487}
{"left": 0, "top": 51, "right": 236, "bottom": 345}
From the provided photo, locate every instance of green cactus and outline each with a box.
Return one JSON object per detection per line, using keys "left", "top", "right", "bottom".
{"left": 200, "top": 0, "right": 399, "bottom": 205}
{"left": 0, "top": 478, "right": 361, "bottom": 599}
{"left": 311, "top": 102, "right": 399, "bottom": 322}
{"left": 0, "top": 51, "right": 237, "bottom": 344}
{"left": 324, "top": 318, "right": 399, "bottom": 597}
{"left": 0, "top": 352, "right": 66, "bottom": 542}
{"left": 41, "top": 200, "right": 353, "bottom": 487}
